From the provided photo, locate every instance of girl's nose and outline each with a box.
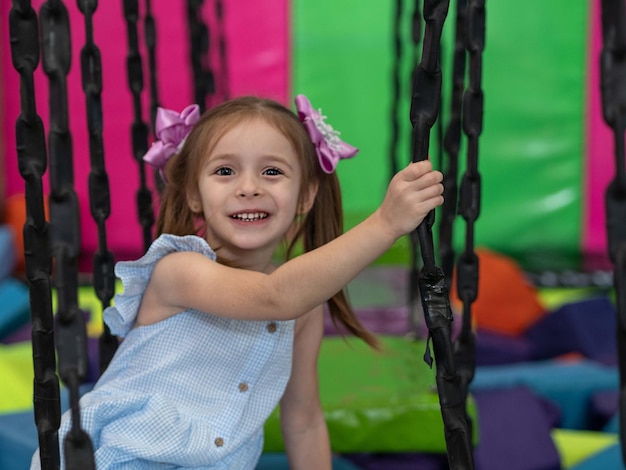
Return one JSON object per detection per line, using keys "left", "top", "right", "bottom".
{"left": 236, "top": 175, "right": 261, "bottom": 197}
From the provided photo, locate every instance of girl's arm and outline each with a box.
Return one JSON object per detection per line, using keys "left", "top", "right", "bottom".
{"left": 280, "top": 305, "right": 331, "bottom": 470}
{"left": 143, "top": 160, "right": 443, "bottom": 323}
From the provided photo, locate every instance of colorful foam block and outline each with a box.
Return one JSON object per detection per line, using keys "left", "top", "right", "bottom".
{"left": 0, "top": 277, "right": 30, "bottom": 340}
{"left": 471, "top": 360, "right": 619, "bottom": 430}
{"left": 264, "top": 336, "right": 478, "bottom": 454}
{"left": 525, "top": 297, "right": 617, "bottom": 366}
{"left": 0, "top": 226, "right": 16, "bottom": 281}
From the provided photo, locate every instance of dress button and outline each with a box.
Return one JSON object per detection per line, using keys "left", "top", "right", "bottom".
{"left": 238, "top": 382, "right": 249, "bottom": 392}
{"left": 267, "top": 322, "right": 277, "bottom": 333}
{"left": 215, "top": 437, "right": 224, "bottom": 447}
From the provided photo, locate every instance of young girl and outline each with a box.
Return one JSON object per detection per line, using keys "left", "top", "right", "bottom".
{"left": 31, "top": 95, "right": 443, "bottom": 469}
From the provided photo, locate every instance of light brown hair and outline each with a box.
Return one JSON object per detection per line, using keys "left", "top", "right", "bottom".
{"left": 156, "top": 96, "right": 379, "bottom": 348}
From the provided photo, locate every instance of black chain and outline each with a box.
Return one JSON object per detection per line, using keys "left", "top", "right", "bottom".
{"left": 389, "top": 0, "right": 404, "bottom": 181}
{"left": 9, "top": 3, "right": 61, "bottom": 468}
{"left": 439, "top": 0, "right": 467, "bottom": 285}
{"left": 123, "top": 0, "right": 154, "bottom": 251}
{"left": 407, "top": 0, "right": 424, "bottom": 335}
{"left": 215, "top": 0, "right": 228, "bottom": 103}
{"left": 454, "top": 0, "right": 484, "bottom": 447}
{"left": 39, "top": 1, "right": 95, "bottom": 468}
{"left": 143, "top": 0, "right": 165, "bottom": 193}
{"left": 77, "top": 0, "right": 118, "bottom": 374}
{"left": 409, "top": 0, "right": 474, "bottom": 468}
{"left": 187, "top": 0, "right": 214, "bottom": 112}
{"left": 144, "top": 0, "right": 159, "bottom": 133}
{"left": 600, "top": 0, "right": 626, "bottom": 464}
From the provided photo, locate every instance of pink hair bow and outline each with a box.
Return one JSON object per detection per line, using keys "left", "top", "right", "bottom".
{"left": 143, "top": 104, "right": 201, "bottom": 180}
{"left": 295, "top": 94, "right": 358, "bottom": 174}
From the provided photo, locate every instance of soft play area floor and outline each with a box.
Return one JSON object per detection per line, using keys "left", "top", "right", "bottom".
{"left": 1, "top": 246, "right": 626, "bottom": 469}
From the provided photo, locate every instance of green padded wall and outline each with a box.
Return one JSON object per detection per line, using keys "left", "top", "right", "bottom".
{"left": 293, "top": 0, "right": 588, "bottom": 271}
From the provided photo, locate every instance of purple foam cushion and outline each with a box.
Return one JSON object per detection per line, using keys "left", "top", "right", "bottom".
{"left": 525, "top": 296, "right": 617, "bottom": 366}
{"left": 473, "top": 387, "right": 561, "bottom": 470}
{"left": 589, "top": 390, "right": 619, "bottom": 431}
{"left": 475, "top": 328, "right": 534, "bottom": 366}
{"left": 344, "top": 453, "right": 448, "bottom": 470}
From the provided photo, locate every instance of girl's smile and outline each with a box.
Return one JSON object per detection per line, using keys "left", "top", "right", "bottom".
{"left": 191, "top": 118, "right": 308, "bottom": 267}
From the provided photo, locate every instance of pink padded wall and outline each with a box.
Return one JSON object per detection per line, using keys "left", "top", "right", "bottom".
{"left": 1, "top": 0, "right": 289, "bottom": 269}
{"left": 584, "top": 0, "right": 613, "bottom": 270}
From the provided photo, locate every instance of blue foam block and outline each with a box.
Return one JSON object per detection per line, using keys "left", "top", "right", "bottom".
{"left": 570, "top": 444, "right": 626, "bottom": 470}
{"left": 0, "top": 278, "right": 30, "bottom": 340}
{"left": 0, "top": 226, "right": 16, "bottom": 281}
{"left": 2, "top": 384, "right": 362, "bottom": 470}
{"left": 256, "top": 454, "right": 363, "bottom": 469}
{"left": 471, "top": 360, "right": 619, "bottom": 430}
{"left": 0, "top": 384, "right": 93, "bottom": 470}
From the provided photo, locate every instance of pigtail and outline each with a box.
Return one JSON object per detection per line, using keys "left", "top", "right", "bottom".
{"left": 155, "top": 151, "right": 199, "bottom": 237}
{"left": 291, "top": 171, "right": 381, "bottom": 350}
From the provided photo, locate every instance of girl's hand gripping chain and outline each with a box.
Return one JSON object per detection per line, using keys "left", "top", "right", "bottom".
{"left": 376, "top": 160, "right": 444, "bottom": 239}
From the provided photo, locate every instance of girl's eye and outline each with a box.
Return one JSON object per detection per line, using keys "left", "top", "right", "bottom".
{"left": 215, "top": 167, "right": 233, "bottom": 176}
{"left": 264, "top": 167, "right": 283, "bottom": 176}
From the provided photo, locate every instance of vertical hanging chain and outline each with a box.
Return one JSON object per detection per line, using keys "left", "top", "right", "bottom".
{"left": 409, "top": 0, "right": 474, "bottom": 468}
{"left": 389, "top": 0, "right": 404, "bottom": 181}
{"left": 600, "top": 0, "right": 626, "bottom": 463}
{"left": 77, "top": 0, "right": 118, "bottom": 373}
{"left": 123, "top": 0, "right": 154, "bottom": 251}
{"left": 454, "top": 0, "right": 485, "bottom": 445}
{"left": 39, "top": 1, "right": 95, "bottom": 468}
{"left": 215, "top": 0, "right": 229, "bottom": 102}
{"left": 144, "top": 0, "right": 159, "bottom": 131}
{"left": 143, "top": 0, "right": 165, "bottom": 193}
{"left": 439, "top": 0, "right": 467, "bottom": 285}
{"left": 9, "top": 3, "right": 61, "bottom": 468}
{"left": 187, "top": 0, "right": 214, "bottom": 112}
{"left": 407, "top": 0, "right": 424, "bottom": 335}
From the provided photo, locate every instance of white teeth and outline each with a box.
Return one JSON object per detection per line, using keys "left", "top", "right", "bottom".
{"left": 232, "top": 212, "right": 268, "bottom": 221}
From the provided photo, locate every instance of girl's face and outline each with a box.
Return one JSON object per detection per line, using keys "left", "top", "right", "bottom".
{"left": 191, "top": 118, "right": 315, "bottom": 266}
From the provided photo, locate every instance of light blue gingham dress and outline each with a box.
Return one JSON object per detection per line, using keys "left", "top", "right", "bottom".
{"left": 31, "top": 234, "right": 295, "bottom": 470}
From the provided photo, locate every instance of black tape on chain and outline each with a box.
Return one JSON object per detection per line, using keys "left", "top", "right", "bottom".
{"left": 409, "top": 0, "right": 474, "bottom": 468}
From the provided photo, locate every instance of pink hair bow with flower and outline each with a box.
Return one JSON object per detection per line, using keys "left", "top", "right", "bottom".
{"left": 295, "top": 94, "right": 358, "bottom": 174}
{"left": 143, "top": 104, "right": 201, "bottom": 180}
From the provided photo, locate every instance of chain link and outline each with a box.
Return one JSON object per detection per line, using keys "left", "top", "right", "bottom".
{"left": 439, "top": 0, "right": 467, "bottom": 285}
{"left": 39, "top": 1, "right": 95, "bottom": 467}
{"left": 76, "top": 0, "right": 118, "bottom": 374}
{"left": 187, "top": 0, "right": 215, "bottom": 112}
{"left": 409, "top": 0, "right": 474, "bottom": 468}
{"left": 215, "top": 0, "right": 229, "bottom": 103}
{"left": 389, "top": 0, "right": 404, "bottom": 181}
{"left": 123, "top": 0, "right": 154, "bottom": 251}
{"left": 144, "top": 0, "right": 159, "bottom": 133}
{"left": 143, "top": 0, "right": 166, "bottom": 193}
{"left": 600, "top": 0, "right": 626, "bottom": 463}
{"left": 9, "top": 3, "right": 61, "bottom": 468}
{"left": 452, "top": 0, "right": 485, "bottom": 451}
{"left": 407, "top": 0, "right": 425, "bottom": 336}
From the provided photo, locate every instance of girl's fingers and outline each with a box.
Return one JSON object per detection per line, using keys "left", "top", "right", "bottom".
{"left": 400, "top": 160, "right": 433, "bottom": 180}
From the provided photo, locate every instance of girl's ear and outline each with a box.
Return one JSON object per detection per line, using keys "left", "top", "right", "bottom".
{"left": 299, "top": 182, "right": 319, "bottom": 214}
{"left": 187, "top": 191, "right": 202, "bottom": 214}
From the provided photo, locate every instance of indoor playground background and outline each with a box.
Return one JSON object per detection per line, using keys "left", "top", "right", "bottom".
{"left": 0, "top": 1, "right": 623, "bottom": 469}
